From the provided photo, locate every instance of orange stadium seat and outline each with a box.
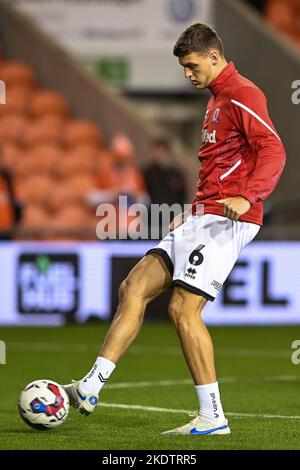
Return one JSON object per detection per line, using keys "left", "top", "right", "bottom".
{"left": 289, "top": 32, "right": 300, "bottom": 48}
{"left": 49, "top": 173, "right": 95, "bottom": 211}
{"left": 0, "top": 87, "right": 32, "bottom": 117}
{"left": 20, "top": 204, "right": 51, "bottom": 230}
{"left": 56, "top": 146, "right": 98, "bottom": 178}
{"left": 71, "top": 144, "right": 100, "bottom": 160}
{"left": 0, "top": 115, "right": 29, "bottom": 144}
{"left": 0, "top": 62, "right": 37, "bottom": 90}
{"left": 49, "top": 184, "right": 72, "bottom": 211}
{"left": 0, "top": 144, "right": 22, "bottom": 172}
{"left": 0, "top": 172, "right": 14, "bottom": 232}
{"left": 64, "top": 174, "right": 96, "bottom": 202}
{"left": 15, "top": 145, "right": 63, "bottom": 177}
{"left": 50, "top": 205, "right": 91, "bottom": 231}
{"left": 64, "top": 120, "right": 103, "bottom": 147}
{"left": 23, "top": 115, "right": 65, "bottom": 147}
{"left": 30, "top": 91, "right": 70, "bottom": 119}
{"left": 265, "top": 0, "right": 300, "bottom": 51}
{"left": 49, "top": 183, "right": 84, "bottom": 211}
{"left": 28, "top": 143, "right": 65, "bottom": 163}
{"left": 17, "top": 174, "right": 56, "bottom": 206}
{"left": 265, "top": 0, "right": 293, "bottom": 32}
{"left": 0, "top": 56, "right": 144, "bottom": 239}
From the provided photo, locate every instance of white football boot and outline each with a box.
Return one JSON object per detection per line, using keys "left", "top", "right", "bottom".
{"left": 63, "top": 380, "right": 98, "bottom": 416}
{"left": 162, "top": 414, "right": 230, "bottom": 436}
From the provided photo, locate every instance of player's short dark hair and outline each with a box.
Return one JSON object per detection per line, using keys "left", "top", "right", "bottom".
{"left": 173, "top": 23, "right": 224, "bottom": 58}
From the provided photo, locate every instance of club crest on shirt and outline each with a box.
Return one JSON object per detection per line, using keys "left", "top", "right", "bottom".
{"left": 211, "top": 107, "right": 221, "bottom": 124}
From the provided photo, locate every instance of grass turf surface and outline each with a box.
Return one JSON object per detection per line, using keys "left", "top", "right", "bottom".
{"left": 0, "top": 323, "right": 300, "bottom": 450}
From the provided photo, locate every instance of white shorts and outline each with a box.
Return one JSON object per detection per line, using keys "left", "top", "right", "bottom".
{"left": 146, "top": 214, "right": 260, "bottom": 301}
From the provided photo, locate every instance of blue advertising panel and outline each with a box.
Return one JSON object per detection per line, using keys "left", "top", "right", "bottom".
{"left": 0, "top": 241, "right": 299, "bottom": 325}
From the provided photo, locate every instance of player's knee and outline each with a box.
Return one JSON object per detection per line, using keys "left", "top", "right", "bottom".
{"left": 168, "top": 288, "right": 205, "bottom": 328}
{"left": 169, "top": 303, "right": 198, "bottom": 333}
{"left": 168, "top": 291, "right": 188, "bottom": 326}
{"left": 118, "top": 276, "right": 148, "bottom": 302}
{"left": 118, "top": 279, "right": 128, "bottom": 301}
{"left": 168, "top": 299, "right": 181, "bottom": 325}
{"left": 168, "top": 301, "right": 193, "bottom": 333}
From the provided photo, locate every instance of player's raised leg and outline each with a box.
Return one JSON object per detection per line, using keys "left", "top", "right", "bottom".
{"left": 64, "top": 253, "right": 172, "bottom": 415}
{"left": 100, "top": 253, "right": 172, "bottom": 363}
{"left": 162, "top": 286, "right": 230, "bottom": 435}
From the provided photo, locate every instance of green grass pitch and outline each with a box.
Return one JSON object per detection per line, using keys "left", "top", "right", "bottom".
{"left": 0, "top": 323, "right": 300, "bottom": 450}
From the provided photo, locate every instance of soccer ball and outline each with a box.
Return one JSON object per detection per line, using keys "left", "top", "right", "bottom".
{"left": 18, "top": 379, "right": 70, "bottom": 431}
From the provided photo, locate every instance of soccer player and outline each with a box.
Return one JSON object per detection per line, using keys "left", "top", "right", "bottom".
{"left": 64, "top": 23, "right": 286, "bottom": 435}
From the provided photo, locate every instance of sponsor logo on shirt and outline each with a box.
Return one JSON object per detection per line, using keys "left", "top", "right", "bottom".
{"left": 201, "top": 129, "right": 217, "bottom": 144}
{"left": 211, "top": 280, "right": 223, "bottom": 292}
{"left": 184, "top": 267, "right": 197, "bottom": 280}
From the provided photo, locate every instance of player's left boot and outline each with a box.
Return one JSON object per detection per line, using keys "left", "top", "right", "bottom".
{"left": 63, "top": 380, "right": 98, "bottom": 416}
{"left": 162, "top": 414, "right": 230, "bottom": 435}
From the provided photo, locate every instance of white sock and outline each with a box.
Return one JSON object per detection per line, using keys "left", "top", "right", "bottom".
{"left": 79, "top": 356, "right": 116, "bottom": 395}
{"left": 195, "top": 381, "right": 225, "bottom": 425}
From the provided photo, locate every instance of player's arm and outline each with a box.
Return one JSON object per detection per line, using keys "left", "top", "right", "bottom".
{"left": 216, "top": 196, "right": 251, "bottom": 221}
{"left": 218, "top": 86, "right": 286, "bottom": 220}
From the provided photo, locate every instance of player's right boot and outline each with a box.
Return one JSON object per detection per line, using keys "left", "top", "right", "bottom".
{"left": 63, "top": 380, "right": 98, "bottom": 416}
{"left": 162, "top": 414, "right": 230, "bottom": 435}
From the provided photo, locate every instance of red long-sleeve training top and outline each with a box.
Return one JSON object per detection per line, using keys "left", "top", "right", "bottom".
{"left": 191, "top": 61, "right": 286, "bottom": 225}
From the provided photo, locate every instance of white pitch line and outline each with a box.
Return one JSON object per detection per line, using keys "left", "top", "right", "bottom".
{"left": 98, "top": 402, "right": 300, "bottom": 420}
{"left": 107, "top": 379, "right": 192, "bottom": 389}
{"left": 99, "top": 402, "right": 191, "bottom": 414}
{"left": 106, "top": 375, "right": 299, "bottom": 389}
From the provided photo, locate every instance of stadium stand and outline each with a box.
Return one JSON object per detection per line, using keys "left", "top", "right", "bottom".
{"left": 1, "top": 0, "right": 299, "bottom": 240}
{"left": 244, "top": 0, "right": 300, "bottom": 49}
{"left": 0, "top": 58, "right": 149, "bottom": 240}
{"left": 0, "top": 0, "right": 195, "bottom": 242}
{"left": 265, "top": 0, "right": 300, "bottom": 49}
